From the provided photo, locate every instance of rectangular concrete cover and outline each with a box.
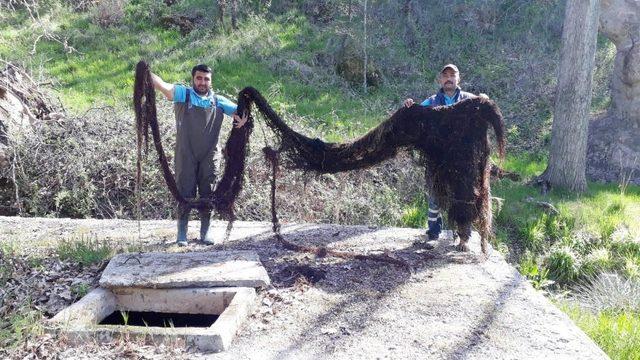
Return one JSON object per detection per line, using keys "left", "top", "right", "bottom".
{"left": 99, "top": 251, "right": 270, "bottom": 289}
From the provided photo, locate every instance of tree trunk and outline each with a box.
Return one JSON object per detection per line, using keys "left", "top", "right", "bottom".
{"left": 363, "top": 0, "right": 368, "bottom": 94}
{"left": 543, "top": 0, "right": 600, "bottom": 192}
{"left": 216, "top": 0, "right": 226, "bottom": 29}
{"left": 403, "top": 0, "right": 416, "bottom": 49}
{"left": 231, "top": 0, "right": 238, "bottom": 30}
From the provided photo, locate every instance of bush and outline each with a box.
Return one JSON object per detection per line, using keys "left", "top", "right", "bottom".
{"left": 574, "top": 273, "right": 640, "bottom": 313}
{"left": 91, "top": 0, "right": 126, "bottom": 27}
{"left": 519, "top": 252, "right": 553, "bottom": 289}
{"left": 580, "top": 248, "right": 613, "bottom": 278}
{"left": 520, "top": 217, "right": 546, "bottom": 252}
{"left": 623, "top": 256, "right": 640, "bottom": 280}
{"left": 54, "top": 185, "right": 95, "bottom": 219}
{"left": 546, "top": 246, "right": 579, "bottom": 285}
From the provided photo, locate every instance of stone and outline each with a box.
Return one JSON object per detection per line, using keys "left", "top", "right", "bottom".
{"left": 99, "top": 251, "right": 270, "bottom": 289}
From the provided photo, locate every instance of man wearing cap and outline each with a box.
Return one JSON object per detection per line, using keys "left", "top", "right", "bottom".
{"left": 151, "top": 64, "right": 247, "bottom": 246}
{"left": 404, "top": 63, "right": 478, "bottom": 241}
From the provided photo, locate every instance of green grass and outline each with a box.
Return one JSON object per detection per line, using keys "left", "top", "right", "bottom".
{"left": 2, "top": 0, "right": 613, "bottom": 149}
{"left": 0, "top": 303, "right": 43, "bottom": 349}
{"left": 561, "top": 304, "right": 640, "bottom": 360}
{"left": 56, "top": 235, "right": 114, "bottom": 266}
{"left": 0, "top": 5, "right": 400, "bottom": 141}
{"left": 493, "top": 156, "right": 640, "bottom": 284}
{"left": 70, "top": 282, "right": 91, "bottom": 300}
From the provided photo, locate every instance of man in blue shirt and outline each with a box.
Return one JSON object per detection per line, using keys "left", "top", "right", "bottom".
{"left": 404, "top": 64, "right": 477, "bottom": 241}
{"left": 151, "top": 64, "right": 247, "bottom": 246}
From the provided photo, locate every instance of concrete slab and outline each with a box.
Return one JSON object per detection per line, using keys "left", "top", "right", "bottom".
{"left": 49, "top": 287, "right": 256, "bottom": 352}
{"left": 99, "top": 251, "right": 270, "bottom": 289}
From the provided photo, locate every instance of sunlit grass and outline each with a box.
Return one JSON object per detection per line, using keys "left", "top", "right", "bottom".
{"left": 492, "top": 153, "right": 640, "bottom": 285}
{"left": 560, "top": 303, "right": 640, "bottom": 360}
{"left": 56, "top": 235, "right": 114, "bottom": 266}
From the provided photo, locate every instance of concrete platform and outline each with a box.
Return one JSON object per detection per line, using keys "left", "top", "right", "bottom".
{"left": 0, "top": 217, "right": 610, "bottom": 358}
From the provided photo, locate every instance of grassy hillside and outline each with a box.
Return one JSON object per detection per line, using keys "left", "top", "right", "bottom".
{"left": 1, "top": 0, "right": 615, "bottom": 145}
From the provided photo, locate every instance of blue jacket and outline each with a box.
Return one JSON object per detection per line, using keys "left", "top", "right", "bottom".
{"left": 420, "top": 87, "right": 474, "bottom": 107}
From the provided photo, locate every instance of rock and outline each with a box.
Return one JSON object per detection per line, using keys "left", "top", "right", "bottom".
{"left": 587, "top": 0, "right": 640, "bottom": 185}
{"left": 99, "top": 250, "right": 271, "bottom": 289}
{"left": 587, "top": 114, "right": 640, "bottom": 185}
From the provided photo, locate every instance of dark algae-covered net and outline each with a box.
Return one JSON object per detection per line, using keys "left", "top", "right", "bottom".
{"left": 133, "top": 61, "right": 505, "bottom": 264}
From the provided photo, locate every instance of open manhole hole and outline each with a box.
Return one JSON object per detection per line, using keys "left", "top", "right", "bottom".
{"left": 49, "top": 251, "right": 270, "bottom": 352}
{"left": 99, "top": 311, "right": 219, "bottom": 327}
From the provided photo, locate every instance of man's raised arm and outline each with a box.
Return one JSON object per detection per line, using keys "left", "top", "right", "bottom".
{"left": 150, "top": 72, "right": 174, "bottom": 101}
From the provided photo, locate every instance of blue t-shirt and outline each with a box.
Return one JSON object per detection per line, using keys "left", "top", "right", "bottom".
{"left": 173, "top": 84, "right": 237, "bottom": 116}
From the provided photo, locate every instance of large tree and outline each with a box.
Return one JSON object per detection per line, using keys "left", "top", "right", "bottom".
{"left": 542, "top": 0, "right": 600, "bottom": 192}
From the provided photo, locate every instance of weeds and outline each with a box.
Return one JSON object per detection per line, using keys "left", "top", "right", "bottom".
{"left": 0, "top": 301, "right": 43, "bottom": 349}
{"left": 519, "top": 253, "right": 553, "bottom": 290}
{"left": 561, "top": 303, "right": 640, "bottom": 360}
{"left": 70, "top": 282, "right": 91, "bottom": 300}
{"left": 56, "top": 235, "right": 114, "bottom": 266}
{"left": 120, "top": 310, "right": 130, "bottom": 326}
{"left": 574, "top": 273, "right": 640, "bottom": 313}
{"left": 545, "top": 246, "right": 579, "bottom": 285}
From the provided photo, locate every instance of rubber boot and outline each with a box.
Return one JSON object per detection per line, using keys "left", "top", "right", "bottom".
{"left": 176, "top": 218, "right": 188, "bottom": 246}
{"left": 426, "top": 196, "right": 444, "bottom": 240}
{"left": 200, "top": 212, "right": 215, "bottom": 245}
{"left": 427, "top": 217, "right": 442, "bottom": 240}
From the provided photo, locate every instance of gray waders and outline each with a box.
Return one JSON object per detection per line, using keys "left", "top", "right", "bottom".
{"left": 174, "top": 92, "right": 224, "bottom": 244}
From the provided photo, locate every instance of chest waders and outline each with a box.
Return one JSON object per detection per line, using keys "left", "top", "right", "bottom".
{"left": 174, "top": 91, "right": 225, "bottom": 244}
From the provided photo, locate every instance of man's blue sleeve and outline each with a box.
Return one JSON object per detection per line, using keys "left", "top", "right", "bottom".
{"left": 420, "top": 98, "right": 432, "bottom": 107}
{"left": 216, "top": 95, "right": 238, "bottom": 116}
{"left": 173, "top": 84, "right": 187, "bottom": 103}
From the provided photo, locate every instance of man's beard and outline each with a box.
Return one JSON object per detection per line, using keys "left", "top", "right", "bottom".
{"left": 194, "top": 86, "right": 209, "bottom": 96}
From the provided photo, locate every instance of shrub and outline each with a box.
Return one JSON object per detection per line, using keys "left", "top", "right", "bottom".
{"left": 401, "top": 206, "right": 426, "bottom": 229}
{"left": 91, "top": 0, "right": 126, "bottom": 27}
{"left": 519, "top": 252, "right": 553, "bottom": 289}
{"left": 546, "top": 246, "right": 579, "bottom": 285}
{"left": 520, "top": 217, "right": 546, "bottom": 252}
{"left": 623, "top": 256, "right": 640, "bottom": 280}
{"left": 574, "top": 273, "right": 640, "bottom": 312}
{"left": 580, "top": 248, "right": 613, "bottom": 278}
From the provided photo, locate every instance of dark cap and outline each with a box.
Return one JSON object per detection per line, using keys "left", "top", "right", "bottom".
{"left": 440, "top": 64, "right": 459, "bottom": 74}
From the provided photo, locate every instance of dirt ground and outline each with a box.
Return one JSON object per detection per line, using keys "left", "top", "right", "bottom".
{"left": 0, "top": 216, "right": 608, "bottom": 359}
